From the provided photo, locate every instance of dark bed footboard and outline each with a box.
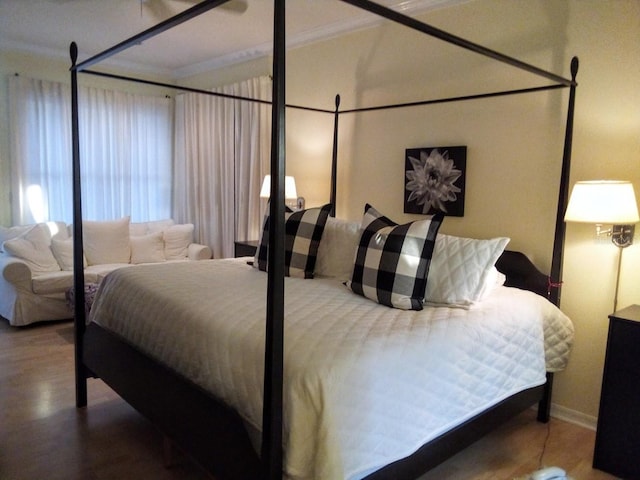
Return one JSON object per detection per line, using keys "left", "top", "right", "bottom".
{"left": 83, "top": 320, "right": 551, "bottom": 480}
{"left": 83, "top": 323, "right": 261, "bottom": 479}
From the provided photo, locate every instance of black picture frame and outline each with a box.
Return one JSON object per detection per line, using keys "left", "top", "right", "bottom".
{"left": 404, "top": 146, "right": 466, "bottom": 216}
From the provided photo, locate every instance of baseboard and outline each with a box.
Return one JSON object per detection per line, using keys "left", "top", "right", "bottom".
{"left": 549, "top": 403, "right": 597, "bottom": 431}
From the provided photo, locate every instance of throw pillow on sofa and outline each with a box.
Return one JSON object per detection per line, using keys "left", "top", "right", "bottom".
{"left": 164, "top": 224, "right": 194, "bottom": 260}
{"left": 51, "top": 237, "right": 88, "bottom": 271}
{"left": 83, "top": 216, "right": 131, "bottom": 266}
{"left": 130, "top": 231, "right": 166, "bottom": 264}
{"left": 0, "top": 224, "right": 33, "bottom": 253}
{"left": 3, "top": 224, "right": 61, "bottom": 276}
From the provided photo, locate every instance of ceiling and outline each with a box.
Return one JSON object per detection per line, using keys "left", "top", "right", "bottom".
{"left": 0, "top": 0, "right": 464, "bottom": 78}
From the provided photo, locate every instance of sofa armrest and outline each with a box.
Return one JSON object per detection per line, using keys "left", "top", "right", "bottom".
{"left": 1, "top": 255, "right": 33, "bottom": 290}
{"left": 188, "top": 243, "right": 212, "bottom": 261}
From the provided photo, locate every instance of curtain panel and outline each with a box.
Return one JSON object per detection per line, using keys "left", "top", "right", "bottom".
{"left": 8, "top": 75, "right": 172, "bottom": 225}
{"left": 173, "top": 76, "right": 271, "bottom": 259}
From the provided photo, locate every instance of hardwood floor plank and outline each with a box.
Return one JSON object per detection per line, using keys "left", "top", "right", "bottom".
{"left": 0, "top": 319, "right": 617, "bottom": 480}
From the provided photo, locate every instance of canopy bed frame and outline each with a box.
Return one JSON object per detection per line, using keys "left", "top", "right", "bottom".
{"left": 69, "top": 1, "right": 578, "bottom": 478}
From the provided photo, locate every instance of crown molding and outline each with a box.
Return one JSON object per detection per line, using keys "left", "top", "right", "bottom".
{"left": 173, "top": 0, "right": 468, "bottom": 79}
{"left": 1, "top": 39, "right": 174, "bottom": 78}
{"left": 2, "top": 0, "right": 468, "bottom": 80}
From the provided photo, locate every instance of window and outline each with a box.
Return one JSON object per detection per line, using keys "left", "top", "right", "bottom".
{"left": 8, "top": 75, "right": 172, "bottom": 224}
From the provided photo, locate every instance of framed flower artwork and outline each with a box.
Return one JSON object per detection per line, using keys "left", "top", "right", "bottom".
{"left": 404, "top": 145, "right": 466, "bottom": 216}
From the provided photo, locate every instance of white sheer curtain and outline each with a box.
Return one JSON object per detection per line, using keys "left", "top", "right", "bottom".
{"left": 173, "top": 76, "right": 271, "bottom": 258}
{"left": 9, "top": 76, "right": 73, "bottom": 225}
{"left": 8, "top": 75, "right": 172, "bottom": 224}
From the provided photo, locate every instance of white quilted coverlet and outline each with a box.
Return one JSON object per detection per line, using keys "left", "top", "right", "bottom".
{"left": 90, "top": 259, "right": 574, "bottom": 480}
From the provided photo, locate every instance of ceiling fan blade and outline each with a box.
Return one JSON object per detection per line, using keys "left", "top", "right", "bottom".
{"left": 218, "top": 0, "right": 248, "bottom": 14}
{"left": 172, "top": 0, "right": 248, "bottom": 14}
{"left": 142, "top": 0, "right": 176, "bottom": 21}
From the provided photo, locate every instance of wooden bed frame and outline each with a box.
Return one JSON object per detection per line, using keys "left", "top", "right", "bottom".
{"left": 79, "top": 249, "right": 555, "bottom": 480}
{"left": 69, "top": 1, "right": 579, "bottom": 478}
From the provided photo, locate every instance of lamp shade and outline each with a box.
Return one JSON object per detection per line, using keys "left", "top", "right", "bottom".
{"left": 565, "top": 181, "right": 639, "bottom": 224}
{"left": 259, "top": 175, "right": 298, "bottom": 200}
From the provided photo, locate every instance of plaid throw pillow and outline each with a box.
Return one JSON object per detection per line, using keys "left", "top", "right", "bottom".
{"left": 347, "top": 204, "right": 444, "bottom": 310}
{"left": 255, "top": 204, "right": 332, "bottom": 279}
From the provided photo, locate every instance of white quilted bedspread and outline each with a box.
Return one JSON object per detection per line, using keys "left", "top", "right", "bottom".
{"left": 90, "top": 259, "right": 574, "bottom": 480}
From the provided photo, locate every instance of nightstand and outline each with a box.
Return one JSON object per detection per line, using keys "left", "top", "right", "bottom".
{"left": 234, "top": 240, "right": 258, "bottom": 258}
{"left": 593, "top": 304, "right": 640, "bottom": 479}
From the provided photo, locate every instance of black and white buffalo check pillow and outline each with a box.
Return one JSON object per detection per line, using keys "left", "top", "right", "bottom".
{"left": 347, "top": 204, "right": 444, "bottom": 310}
{"left": 255, "top": 204, "right": 332, "bottom": 279}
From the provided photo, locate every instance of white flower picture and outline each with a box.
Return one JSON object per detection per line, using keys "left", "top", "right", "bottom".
{"left": 404, "top": 146, "right": 466, "bottom": 216}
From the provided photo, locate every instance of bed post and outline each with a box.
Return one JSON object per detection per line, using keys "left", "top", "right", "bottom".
{"left": 261, "top": 0, "right": 286, "bottom": 478}
{"left": 70, "top": 42, "right": 88, "bottom": 408}
{"left": 330, "top": 94, "right": 341, "bottom": 217}
{"left": 549, "top": 56, "right": 579, "bottom": 307}
{"left": 539, "top": 56, "right": 578, "bottom": 423}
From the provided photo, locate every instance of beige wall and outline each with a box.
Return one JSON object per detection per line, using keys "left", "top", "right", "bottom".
{"left": 1, "top": 0, "right": 638, "bottom": 425}
{"left": 230, "top": 0, "right": 638, "bottom": 425}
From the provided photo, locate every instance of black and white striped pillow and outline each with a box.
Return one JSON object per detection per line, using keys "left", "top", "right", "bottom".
{"left": 347, "top": 204, "right": 444, "bottom": 310}
{"left": 255, "top": 204, "right": 331, "bottom": 279}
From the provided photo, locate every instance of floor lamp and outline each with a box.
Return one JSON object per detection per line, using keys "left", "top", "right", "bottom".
{"left": 565, "top": 180, "right": 639, "bottom": 312}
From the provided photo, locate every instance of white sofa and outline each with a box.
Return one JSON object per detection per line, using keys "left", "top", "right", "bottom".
{"left": 0, "top": 218, "right": 212, "bottom": 326}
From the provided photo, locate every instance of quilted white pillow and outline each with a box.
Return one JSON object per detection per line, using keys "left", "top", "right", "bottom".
{"left": 83, "top": 217, "right": 131, "bottom": 266}
{"left": 131, "top": 232, "right": 166, "bottom": 264}
{"left": 164, "top": 224, "right": 194, "bottom": 260}
{"left": 3, "top": 224, "right": 61, "bottom": 275}
{"left": 425, "top": 234, "right": 510, "bottom": 308}
{"left": 315, "top": 217, "right": 360, "bottom": 279}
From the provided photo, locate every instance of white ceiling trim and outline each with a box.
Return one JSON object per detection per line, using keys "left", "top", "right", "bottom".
{"left": 2, "top": 0, "right": 468, "bottom": 80}
{"left": 174, "top": 0, "right": 467, "bottom": 79}
{"left": 1, "top": 38, "right": 175, "bottom": 78}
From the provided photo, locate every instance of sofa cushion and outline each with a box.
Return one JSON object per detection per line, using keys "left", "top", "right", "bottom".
{"left": 83, "top": 217, "right": 131, "bottom": 266}
{"left": 0, "top": 224, "right": 33, "bottom": 252}
{"left": 3, "top": 225, "right": 61, "bottom": 276}
{"left": 84, "top": 263, "right": 133, "bottom": 284}
{"left": 164, "top": 224, "right": 194, "bottom": 261}
{"left": 129, "top": 219, "right": 175, "bottom": 236}
{"left": 131, "top": 232, "right": 166, "bottom": 264}
{"left": 32, "top": 270, "right": 74, "bottom": 295}
{"left": 51, "top": 237, "right": 87, "bottom": 271}
{"left": 147, "top": 219, "right": 175, "bottom": 233}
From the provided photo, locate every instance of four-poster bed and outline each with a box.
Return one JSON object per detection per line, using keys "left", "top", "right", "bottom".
{"left": 70, "top": 1, "right": 578, "bottom": 479}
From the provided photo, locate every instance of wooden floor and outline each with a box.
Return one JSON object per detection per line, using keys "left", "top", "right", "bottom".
{"left": 0, "top": 319, "right": 618, "bottom": 480}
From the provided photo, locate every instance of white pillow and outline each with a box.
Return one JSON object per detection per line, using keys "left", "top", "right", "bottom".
{"left": 129, "top": 222, "right": 148, "bottom": 237}
{"left": 315, "top": 217, "right": 360, "bottom": 279}
{"left": 51, "top": 237, "right": 87, "bottom": 271}
{"left": 83, "top": 217, "right": 131, "bottom": 266}
{"left": 42, "top": 221, "right": 69, "bottom": 242}
{"left": 164, "top": 224, "right": 194, "bottom": 260}
{"left": 425, "top": 234, "right": 510, "bottom": 308}
{"left": 146, "top": 219, "right": 175, "bottom": 233}
{"left": 0, "top": 225, "right": 33, "bottom": 252}
{"left": 129, "top": 219, "right": 175, "bottom": 236}
{"left": 131, "top": 232, "right": 166, "bottom": 264}
{"left": 3, "top": 224, "right": 61, "bottom": 276}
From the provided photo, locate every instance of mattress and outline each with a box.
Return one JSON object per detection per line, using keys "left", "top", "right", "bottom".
{"left": 89, "top": 258, "right": 574, "bottom": 480}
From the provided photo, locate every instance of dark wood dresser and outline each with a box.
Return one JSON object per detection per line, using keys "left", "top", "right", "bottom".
{"left": 593, "top": 304, "right": 640, "bottom": 479}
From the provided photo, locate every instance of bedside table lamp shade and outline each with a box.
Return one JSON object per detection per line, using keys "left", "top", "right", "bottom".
{"left": 260, "top": 175, "right": 298, "bottom": 200}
